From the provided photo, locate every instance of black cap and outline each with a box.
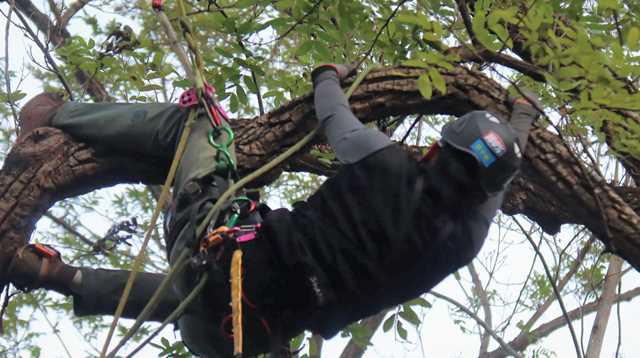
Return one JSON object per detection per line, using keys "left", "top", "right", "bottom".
{"left": 441, "top": 111, "right": 522, "bottom": 194}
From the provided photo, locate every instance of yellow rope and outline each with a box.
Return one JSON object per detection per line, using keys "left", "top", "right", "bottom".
{"left": 100, "top": 111, "right": 196, "bottom": 357}
{"left": 231, "top": 249, "right": 243, "bottom": 356}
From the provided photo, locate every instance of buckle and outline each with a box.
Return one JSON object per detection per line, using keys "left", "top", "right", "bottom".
{"left": 32, "top": 243, "right": 59, "bottom": 258}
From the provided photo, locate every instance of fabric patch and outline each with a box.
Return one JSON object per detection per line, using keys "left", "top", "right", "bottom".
{"left": 485, "top": 113, "right": 501, "bottom": 124}
{"left": 514, "top": 142, "right": 522, "bottom": 158}
{"left": 471, "top": 138, "right": 496, "bottom": 167}
{"left": 482, "top": 131, "right": 507, "bottom": 157}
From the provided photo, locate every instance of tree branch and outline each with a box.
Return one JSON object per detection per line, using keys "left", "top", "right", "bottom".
{"left": 585, "top": 255, "right": 624, "bottom": 358}
{"left": 430, "top": 291, "right": 522, "bottom": 358}
{"left": 468, "top": 263, "right": 492, "bottom": 357}
{"left": 12, "top": 0, "right": 111, "bottom": 101}
{"left": 338, "top": 311, "right": 387, "bottom": 358}
{"left": 487, "top": 286, "right": 640, "bottom": 358}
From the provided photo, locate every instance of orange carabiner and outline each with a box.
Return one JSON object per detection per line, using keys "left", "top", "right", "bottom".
{"left": 200, "top": 226, "right": 230, "bottom": 252}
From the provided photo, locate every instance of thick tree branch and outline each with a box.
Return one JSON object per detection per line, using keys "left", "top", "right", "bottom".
{"left": 2, "top": 66, "right": 640, "bottom": 276}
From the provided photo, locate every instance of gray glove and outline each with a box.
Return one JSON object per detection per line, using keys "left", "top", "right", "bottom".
{"left": 311, "top": 64, "right": 356, "bottom": 87}
{"left": 507, "top": 88, "right": 543, "bottom": 112}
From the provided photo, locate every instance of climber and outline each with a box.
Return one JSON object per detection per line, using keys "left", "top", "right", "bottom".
{"left": 1, "top": 64, "right": 541, "bottom": 357}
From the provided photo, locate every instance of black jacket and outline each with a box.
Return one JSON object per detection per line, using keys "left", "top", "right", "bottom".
{"left": 261, "top": 144, "right": 491, "bottom": 337}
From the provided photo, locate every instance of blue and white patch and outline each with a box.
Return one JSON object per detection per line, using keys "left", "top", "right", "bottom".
{"left": 483, "top": 131, "right": 507, "bottom": 157}
{"left": 470, "top": 138, "right": 497, "bottom": 167}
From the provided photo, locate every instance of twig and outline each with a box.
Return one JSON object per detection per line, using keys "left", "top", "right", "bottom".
{"left": 4, "top": 0, "right": 19, "bottom": 128}
{"left": 273, "top": 0, "right": 324, "bottom": 43}
{"left": 156, "top": 11, "right": 195, "bottom": 82}
{"left": 30, "top": 293, "right": 73, "bottom": 358}
{"left": 58, "top": 0, "right": 91, "bottom": 29}
{"left": 210, "top": 0, "right": 264, "bottom": 115}
{"left": 400, "top": 115, "right": 423, "bottom": 143}
{"left": 430, "top": 291, "right": 523, "bottom": 358}
{"left": 615, "top": 279, "right": 622, "bottom": 357}
{"left": 356, "top": 0, "right": 409, "bottom": 70}
{"left": 12, "top": 8, "right": 74, "bottom": 99}
{"left": 513, "top": 218, "right": 583, "bottom": 358}
{"left": 468, "top": 263, "right": 492, "bottom": 356}
{"left": 44, "top": 212, "right": 95, "bottom": 247}
{"left": 487, "top": 286, "right": 640, "bottom": 357}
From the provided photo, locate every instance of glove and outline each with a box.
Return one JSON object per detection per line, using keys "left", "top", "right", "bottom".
{"left": 507, "top": 88, "right": 543, "bottom": 112}
{"left": 311, "top": 63, "right": 356, "bottom": 85}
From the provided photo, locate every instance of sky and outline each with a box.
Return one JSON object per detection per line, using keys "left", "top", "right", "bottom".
{"left": 2, "top": 1, "right": 640, "bottom": 357}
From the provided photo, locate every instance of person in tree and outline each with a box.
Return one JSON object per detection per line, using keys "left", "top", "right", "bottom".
{"left": 1, "top": 65, "right": 541, "bottom": 357}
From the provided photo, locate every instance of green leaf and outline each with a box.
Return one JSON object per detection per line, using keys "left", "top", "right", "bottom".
{"left": 296, "top": 40, "right": 314, "bottom": 56}
{"left": 396, "top": 11, "right": 431, "bottom": 29}
{"left": 417, "top": 74, "right": 433, "bottom": 100}
{"left": 396, "top": 320, "right": 408, "bottom": 340}
{"left": 402, "top": 59, "right": 429, "bottom": 69}
{"left": 382, "top": 315, "right": 395, "bottom": 332}
{"left": 141, "top": 84, "right": 163, "bottom": 91}
{"left": 628, "top": 27, "right": 640, "bottom": 51}
{"left": 428, "top": 68, "right": 447, "bottom": 95}
{"left": 598, "top": 0, "right": 618, "bottom": 10}
{"left": 406, "top": 297, "right": 431, "bottom": 308}
{"left": 400, "top": 306, "right": 421, "bottom": 326}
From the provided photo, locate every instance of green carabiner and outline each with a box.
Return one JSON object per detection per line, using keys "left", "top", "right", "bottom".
{"left": 208, "top": 125, "right": 236, "bottom": 171}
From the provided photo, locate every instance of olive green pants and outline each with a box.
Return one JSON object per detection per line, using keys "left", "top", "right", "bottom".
{"left": 53, "top": 102, "right": 239, "bottom": 357}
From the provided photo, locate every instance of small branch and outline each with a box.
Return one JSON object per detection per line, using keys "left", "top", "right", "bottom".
{"left": 156, "top": 11, "right": 195, "bottom": 82}
{"left": 487, "top": 287, "right": 640, "bottom": 358}
{"left": 468, "top": 263, "right": 492, "bottom": 357}
{"left": 58, "top": 0, "right": 90, "bottom": 29}
{"left": 338, "top": 311, "right": 387, "bottom": 358}
{"left": 44, "top": 212, "right": 96, "bottom": 247}
{"left": 522, "top": 236, "right": 595, "bottom": 331}
{"left": 3, "top": 0, "right": 19, "bottom": 128}
{"left": 585, "top": 255, "right": 624, "bottom": 358}
{"left": 430, "top": 291, "right": 523, "bottom": 358}
{"left": 446, "top": 46, "right": 546, "bottom": 82}
{"left": 356, "top": 0, "right": 409, "bottom": 69}
{"left": 455, "top": 0, "right": 480, "bottom": 47}
{"left": 514, "top": 218, "right": 583, "bottom": 358}
{"left": 271, "top": 0, "right": 324, "bottom": 44}
{"left": 12, "top": 7, "right": 73, "bottom": 99}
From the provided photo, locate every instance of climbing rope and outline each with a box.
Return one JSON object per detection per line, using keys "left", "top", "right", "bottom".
{"left": 100, "top": 110, "right": 196, "bottom": 358}
{"left": 102, "top": 0, "right": 228, "bottom": 355}
{"left": 231, "top": 249, "right": 243, "bottom": 356}
{"left": 100, "top": 1, "right": 376, "bottom": 354}
{"left": 109, "top": 67, "right": 373, "bottom": 357}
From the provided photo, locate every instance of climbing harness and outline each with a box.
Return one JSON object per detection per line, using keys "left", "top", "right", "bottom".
{"left": 102, "top": 0, "right": 376, "bottom": 351}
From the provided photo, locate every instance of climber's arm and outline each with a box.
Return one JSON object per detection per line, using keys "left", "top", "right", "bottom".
{"left": 312, "top": 67, "right": 392, "bottom": 164}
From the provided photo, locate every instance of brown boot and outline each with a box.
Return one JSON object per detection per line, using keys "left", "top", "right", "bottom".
{"left": 5, "top": 244, "right": 78, "bottom": 295}
{"left": 18, "top": 92, "right": 66, "bottom": 141}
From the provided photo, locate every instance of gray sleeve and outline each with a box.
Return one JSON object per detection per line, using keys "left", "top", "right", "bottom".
{"left": 509, "top": 103, "right": 540, "bottom": 152}
{"left": 476, "top": 192, "right": 504, "bottom": 224}
{"left": 313, "top": 70, "right": 392, "bottom": 164}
